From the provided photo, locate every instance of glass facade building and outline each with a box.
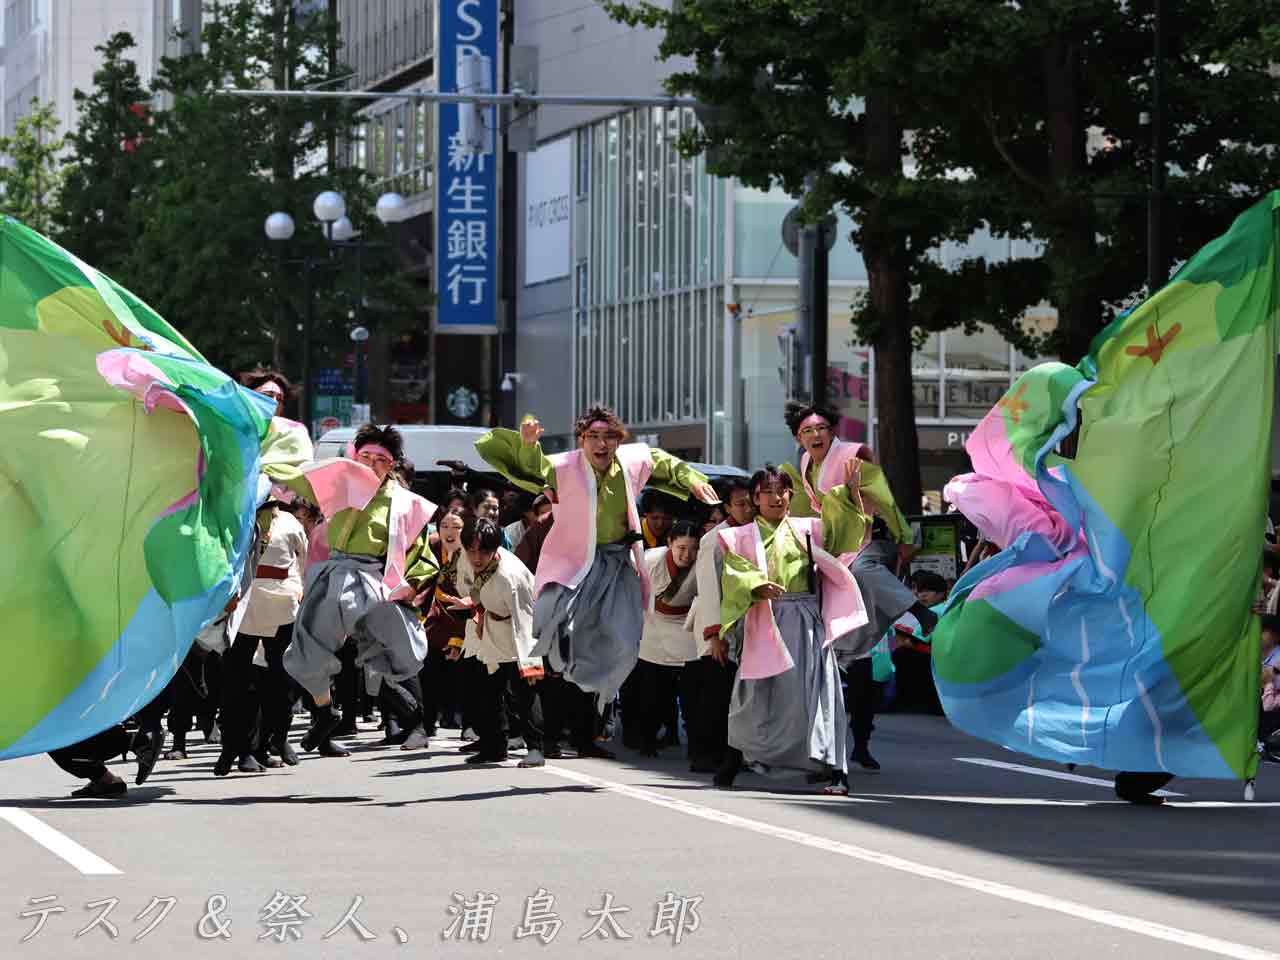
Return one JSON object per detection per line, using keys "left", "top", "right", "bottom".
{"left": 572, "top": 106, "right": 727, "bottom": 458}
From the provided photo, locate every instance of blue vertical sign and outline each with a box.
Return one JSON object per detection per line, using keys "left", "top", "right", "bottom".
{"left": 437, "top": 0, "right": 499, "bottom": 334}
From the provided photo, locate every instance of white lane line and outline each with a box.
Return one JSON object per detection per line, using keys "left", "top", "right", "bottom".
{"left": 539, "top": 765, "right": 1275, "bottom": 960}
{"left": 0, "top": 808, "right": 122, "bottom": 876}
{"left": 955, "top": 757, "right": 1185, "bottom": 797}
{"left": 855, "top": 794, "right": 1100, "bottom": 807}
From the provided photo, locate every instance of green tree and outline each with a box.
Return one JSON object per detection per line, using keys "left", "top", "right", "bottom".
{"left": 55, "top": 32, "right": 154, "bottom": 275}
{"left": 607, "top": 0, "right": 1280, "bottom": 506}
{"left": 120, "top": 0, "right": 415, "bottom": 379}
{"left": 911, "top": 0, "right": 1280, "bottom": 362}
{"left": 605, "top": 0, "right": 993, "bottom": 508}
{"left": 0, "top": 100, "right": 66, "bottom": 236}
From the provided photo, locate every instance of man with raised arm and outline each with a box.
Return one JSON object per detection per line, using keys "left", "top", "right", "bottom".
{"left": 476, "top": 406, "right": 719, "bottom": 736}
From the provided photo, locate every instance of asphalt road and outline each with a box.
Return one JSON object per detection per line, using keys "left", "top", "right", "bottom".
{"left": 2, "top": 714, "right": 1277, "bottom": 960}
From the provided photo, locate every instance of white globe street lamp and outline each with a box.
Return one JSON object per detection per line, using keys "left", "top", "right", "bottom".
{"left": 375, "top": 191, "right": 409, "bottom": 224}
{"left": 313, "top": 190, "right": 346, "bottom": 224}
{"left": 263, "top": 211, "right": 295, "bottom": 241}
{"left": 330, "top": 215, "right": 356, "bottom": 243}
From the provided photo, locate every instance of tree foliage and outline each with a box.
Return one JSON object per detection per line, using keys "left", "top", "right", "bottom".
{"left": 0, "top": 101, "right": 66, "bottom": 236}
{"left": 606, "top": 0, "right": 1280, "bottom": 505}
{"left": 55, "top": 33, "right": 154, "bottom": 276}
{"left": 53, "top": 2, "right": 419, "bottom": 382}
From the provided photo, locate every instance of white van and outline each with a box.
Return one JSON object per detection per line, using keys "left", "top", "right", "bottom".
{"left": 315, "top": 425, "right": 492, "bottom": 471}
{"left": 315, "top": 425, "right": 503, "bottom": 504}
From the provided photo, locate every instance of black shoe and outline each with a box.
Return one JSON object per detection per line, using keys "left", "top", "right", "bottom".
{"left": 300, "top": 706, "right": 342, "bottom": 753}
{"left": 575, "top": 743, "right": 616, "bottom": 760}
{"left": 318, "top": 740, "right": 351, "bottom": 758}
{"left": 132, "top": 726, "right": 164, "bottom": 786}
{"left": 381, "top": 727, "right": 410, "bottom": 747}
{"left": 274, "top": 738, "right": 300, "bottom": 766}
{"left": 238, "top": 754, "right": 266, "bottom": 773}
{"left": 163, "top": 734, "right": 188, "bottom": 761}
{"left": 1114, "top": 772, "right": 1172, "bottom": 805}
{"left": 254, "top": 751, "right": 283, "bottom": 769}
{"left": 465, "top": 749, "right": 509, "bottom": 765}
{"left": 544, "top": 742, "right": 563, "bottom": 760}
{"left": 712, "top": 754, "right": 740, "bottom": 789}
{"left": 852, "top": 749, "right": 881, "bottom": 772}
{"left": 459, "top": 740, "right": 484, "bottom": 754}
{"left": 214, "top": 749, "right": 235, "bottom": 777}
{"left": 689, "top": 756, "right": 719, "bottom": 774}
{"left": 70, "top": 778, "right": 127, "bottom": 799}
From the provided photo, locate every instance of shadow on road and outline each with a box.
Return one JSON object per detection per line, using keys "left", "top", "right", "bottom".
{"left": 376, "top": 783, "right": 600, "bottom": 807}
{"left": 618, "top": 714, "right": 1280, "bottom": 924}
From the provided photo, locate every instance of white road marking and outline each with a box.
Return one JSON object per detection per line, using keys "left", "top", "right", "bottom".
{"left": 856, "top": 794, "right": 1101, "bottom": 807}
{"left": 955, "top": 757, "right": 1185, "bottom": 796}
{"left": 540, "top": 764, "right": 1275, "bottom": 960}
{"left": 0, "top": 808, "right": 122, "bottom": 876}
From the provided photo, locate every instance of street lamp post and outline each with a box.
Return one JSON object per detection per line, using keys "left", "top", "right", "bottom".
{"left": 351, "top": 322, "right": 370, "bottom": 416}
{"left": 265, "top": 189, "right": 410, "bottom": 434}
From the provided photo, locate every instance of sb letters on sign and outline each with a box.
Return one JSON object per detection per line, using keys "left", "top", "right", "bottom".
{"left": 437, "top": 0, "right": 499, "bottom": 333}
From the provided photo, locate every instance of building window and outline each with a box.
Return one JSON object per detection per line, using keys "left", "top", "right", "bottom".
{"left": 576, "top": 127, "right": 590, "bottom": 197}
{"left": 575, "top": 105, "right": 722, "bottom": 431}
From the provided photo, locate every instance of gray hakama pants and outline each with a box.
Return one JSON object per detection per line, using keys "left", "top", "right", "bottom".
{"left": 837, "top": 539, "right": 916, "bottom": 662}
{"left": 533, "top": 543, "right": 644, "bottom": 712}
{"left": 726, "top": 593, "right": 848, "bottom": 776}
{"left": 284, "top": 553, "right": 428, "bottom": 701}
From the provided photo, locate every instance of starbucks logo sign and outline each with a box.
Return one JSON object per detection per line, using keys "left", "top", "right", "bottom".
{"left": 446, "top": 385, "right": 480, "bottom": 419}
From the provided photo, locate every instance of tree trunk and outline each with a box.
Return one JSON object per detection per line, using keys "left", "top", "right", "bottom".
{"left": 862, "top": 88, "right": 923, "bottom": 514}
{"left": 1042, "top": 36, "right": 1098, "bottom": 365}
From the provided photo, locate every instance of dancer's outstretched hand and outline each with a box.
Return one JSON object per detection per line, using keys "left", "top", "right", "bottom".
{"left": 520, "top": 417, "right": 544, "bottom": 445}
{"left": 752, "top": 582, "right": 785, "bottom": 601}
{"left": 691, "top": 481, "right": 720, "bottom": 505}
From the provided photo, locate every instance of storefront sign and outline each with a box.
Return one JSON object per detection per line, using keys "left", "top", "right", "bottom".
{"left": 524, "top": 137, "right": 573, "bottom": 285}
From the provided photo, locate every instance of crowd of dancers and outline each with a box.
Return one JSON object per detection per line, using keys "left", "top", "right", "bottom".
{"left": 49, "top": 383, "right": 945, "bottom": 800}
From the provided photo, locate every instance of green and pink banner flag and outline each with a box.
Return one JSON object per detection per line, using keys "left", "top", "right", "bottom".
{"left": 0, "top": 219, "right": 271, "bottom": 759}
{"left": 935, "top": 192, "right": 1280, "bottom": 781}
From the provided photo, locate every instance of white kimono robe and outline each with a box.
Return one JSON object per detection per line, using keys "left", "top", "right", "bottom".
{"left": 457, "top": 547, "right": 538, "bottom": 675}
{"left": 240, "top": 509, "right": 309, "bottom": 638}
{"left": 687, "top": 521, "right": 731, "bottom": 660}
{"left": 639, "top": 547, "right": 699, "bottom": 667}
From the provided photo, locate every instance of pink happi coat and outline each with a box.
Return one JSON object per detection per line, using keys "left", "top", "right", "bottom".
{"left": 799, "top": 437, "right": 869, "bottom": 515}
{"left": 719, "top": 517, "right": 868, "bottom": 681}
{"left": 296, "top": 458, "right": 436, "bottom": 602}
{"left": 534, "top": 444, "right": 654, "bottom": 608}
